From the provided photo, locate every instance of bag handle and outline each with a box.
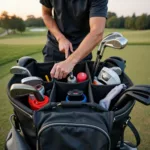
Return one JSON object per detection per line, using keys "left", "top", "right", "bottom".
{"left": 120, "top": 117, "right": 141, "bottom": 148}
{"left": 49, "top": 102, "right": 107, "bottom": 112}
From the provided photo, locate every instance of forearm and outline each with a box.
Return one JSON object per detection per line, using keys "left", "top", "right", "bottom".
{"left": 67, "top": 30, "right": 103, "bottom": 64}
{"left": 42, "top": 11, "right": 65, "bottom": 41}
{"left": 67, "top": 17, "right": 106, "bottom": 64}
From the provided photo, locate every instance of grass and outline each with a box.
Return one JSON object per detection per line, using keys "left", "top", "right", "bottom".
{"left": 0, "top": 28, "right": 150, "bottom": 149}
{"left": 0, "top": 28, "right": 150, "bottom": 45}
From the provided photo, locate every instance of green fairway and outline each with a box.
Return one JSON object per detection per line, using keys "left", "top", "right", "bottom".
{"left": 0, "top": 29, "right": 150, "bottom": 149}
{"left": 0, "top": 28, "right": 150, "bottom": 45}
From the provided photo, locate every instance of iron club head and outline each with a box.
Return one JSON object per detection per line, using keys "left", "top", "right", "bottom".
{"left": 21, "top": 76, "right": 43, "bottom": 86}
{"left": 10, "top": 66, "right": 32, "bottom": 76}
{"left": 10, "top": 84, "right": 44, "bottom": 101}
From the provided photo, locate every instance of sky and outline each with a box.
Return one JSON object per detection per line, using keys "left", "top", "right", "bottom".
{"left": 0, "top": 0, "right": 150, "bottom": 19}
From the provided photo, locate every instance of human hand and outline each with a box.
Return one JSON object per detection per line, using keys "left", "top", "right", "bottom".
{"left": 58, "top": 37, "right": 73, "bottom": 58}
{"left": 50, "top": 59, "right": 76, "bottom": 79}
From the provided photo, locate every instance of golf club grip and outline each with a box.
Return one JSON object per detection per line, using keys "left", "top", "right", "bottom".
{"left": 67, "top": 49, "right": 75, "bottom": 78}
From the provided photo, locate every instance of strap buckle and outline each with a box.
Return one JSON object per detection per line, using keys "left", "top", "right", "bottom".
{"left": 125, "top": 117, "right": 131, "bottom": 125}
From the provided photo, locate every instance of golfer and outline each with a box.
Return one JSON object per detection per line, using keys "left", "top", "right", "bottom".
{"left": 40, "top": 0, "right": 108, "bottom": 79}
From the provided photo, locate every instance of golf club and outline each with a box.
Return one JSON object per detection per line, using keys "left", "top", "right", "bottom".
{"left": 112, "top": 85, "right": 150, "bottom": 110}
{"left": 21, "top": 76, "right": 43, "bottom": 86}
{"left": 10, "top": 66, "right": 32, "bottom": 76}
{"left": 92, "top": 37, "right": 128, "bottom": 80}
{"left": 67, "top": 49, "right": 77, "bottom": 83}
{"left": 10, "top": 84, "right": 44, "bottom": 101}
{"left": 92, "top": 32, "right": 123, "bottom": 78}
{"left": 17, "top": 56, "right": 36, "bottom": 67}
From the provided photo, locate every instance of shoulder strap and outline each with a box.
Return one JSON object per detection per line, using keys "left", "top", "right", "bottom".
{"left": 120, "top": 117, "right": 141, "bottom": 148}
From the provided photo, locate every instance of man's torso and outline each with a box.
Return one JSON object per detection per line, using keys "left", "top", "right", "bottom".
{"left": 48, "top": 0, "right": 91, "bottom": 49}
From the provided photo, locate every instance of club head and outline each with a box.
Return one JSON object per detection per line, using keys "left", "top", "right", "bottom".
{"left": 112, "top": 85, "right": 150, "bottom": 110}
{"left": 21, "top": 76, "right": 43, "bottom": 86}
{"left": 104, "top": 37, "right": 128, "bottom": 49}
{"left": 102, "top": 32, "right": 123, "bottom": 43}
{"left": 10, "top": 84, "right": 44, "bottom": 101}
{"left": 92, "top": 33, "right": 126, "bottom": 81}
{"left": 10, "top": 66, "right": 32, "bottom": 76}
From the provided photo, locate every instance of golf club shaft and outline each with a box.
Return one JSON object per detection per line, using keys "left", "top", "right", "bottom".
{"left": 92, "top": 44, "right": 105, "bottom": 80}
{"left": 92, "top": 43, "right": 102, "bottom": 74}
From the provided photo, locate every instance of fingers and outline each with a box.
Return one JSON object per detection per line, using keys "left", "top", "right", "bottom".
{"left": 50, "top": 64, "right": 56, "bottom": 78}
{"left": 65, "top": 43, "right": 74, "bottom": 58}
{"left": 63, "top": 71, "right": 68, "bottom": 79}
{"left": 65, "top": 46, "right": 69, "bottom": 59}
{"left": 50, "top": 64, "right": 69, "bottom": 79}
{"left": 69, "top": 43, "right": 74, "bottom": 53}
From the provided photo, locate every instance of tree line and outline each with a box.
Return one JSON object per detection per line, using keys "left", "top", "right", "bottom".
{"left": 0, "top": 11, "right": 150, "bottom": 35}
{"left": 0, "top": 11, "right": 45, "bottom": 34}
{"left": 107, "top": 12, "right": 150, "bottom": 30}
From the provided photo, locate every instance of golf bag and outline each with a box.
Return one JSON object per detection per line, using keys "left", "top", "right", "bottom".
{"left": 5, "top": 58, "right": 141, "bottom": 150}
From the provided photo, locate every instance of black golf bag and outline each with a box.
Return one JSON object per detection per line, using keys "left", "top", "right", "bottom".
{"left": 5, "top": 57, "right": 142, "bottom": 150}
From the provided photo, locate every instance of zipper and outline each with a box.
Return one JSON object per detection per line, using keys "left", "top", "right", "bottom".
{"left": 37, "top": 123, "right": 111, "bottom": 150}
{"left": 10, "top": 100, "right": 33, "bottom": 119}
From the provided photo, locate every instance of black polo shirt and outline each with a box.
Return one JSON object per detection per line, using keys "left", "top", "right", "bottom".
{"left": 40, "top": 0, "right": 108, "bottom": 50}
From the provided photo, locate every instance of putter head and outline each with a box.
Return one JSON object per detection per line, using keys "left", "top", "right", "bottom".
{"left": 21, "top": 76, "right": 43, "bottom": 86}
{"left": 10, "top": 66, "right": 32, "bottom": 76}
{"left": 104, "top": 37, "right": 128, "bottom": 49}
{"left": 102, "top": 32, "right": 123, "bottom": 43}
{"left": 10, "top": 84, "right": 44, "bottom": 101}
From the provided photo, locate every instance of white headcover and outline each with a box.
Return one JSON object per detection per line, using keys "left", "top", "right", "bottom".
{"left": 98, "top": 67, "right": 121, "bottom": 85}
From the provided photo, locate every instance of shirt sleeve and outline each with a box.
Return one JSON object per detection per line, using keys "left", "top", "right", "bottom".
{"left": 40, "top": 0, "right": 52, "bottom": 8}
{"left": 89, "top": 0, "right": 108, "bottom": 18}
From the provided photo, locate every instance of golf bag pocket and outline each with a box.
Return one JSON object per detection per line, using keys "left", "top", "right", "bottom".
{"left": 87, "top": 61, "right": 131, "bottom": 86}
{"left": 34, "top": 103, "right": 114, "bottom": 150}
{"left": 23, "top": 61, "right": 54, "bottom": 83}
{"left": 5, "top": 115, "right": 31, "bottom": 150}
{"left": 50, "top": 80, "right": 94, "bottom": 103}
{"left": 86, "top": 61, "right": 103, "bottom": 81}
{"left": 34, "top": 62, "right": 55, "bottom": 82}
{"left": 55, "top": 62, "right": 90, "bottom": 83}
{"left": 91, "top": 84, "right": 120, "bottom": 105}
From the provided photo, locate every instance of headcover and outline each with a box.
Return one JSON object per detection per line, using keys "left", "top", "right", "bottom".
{"left": 98, "top": 67, "right": 121, "bottom": 85}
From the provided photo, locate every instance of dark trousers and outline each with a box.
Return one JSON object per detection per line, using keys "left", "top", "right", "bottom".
{"left": 42, "top": 41, "right": 92, "bottom": 62}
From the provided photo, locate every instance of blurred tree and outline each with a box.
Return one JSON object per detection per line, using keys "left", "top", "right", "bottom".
{"left": 125, "top": 17, "right": 136, "bottom": 29}
{"left": 9, "top": 15, "right": 18, "bottom": 33}
{"left": 107, "top": 12, "right": 117, "bottom": 19}
{"left": 16, "top": 18, "right": 26, "bottom": 33}
{"left": 106, "top": 16, "right": 120, "bottom": 28}
{"left": 148, "top": 15, "right": 150, "bottom": 29}
{"left": 25, "top": 15, "right": 45, "bottom": 27}
{"left": 118, "top": 16, "right": 125, "bottom": 28}
{"left": 0, "top": 11, "right": 10, "bottom": 34}
{"left": 135, "top": 14, "right": 149, "bottom": 30}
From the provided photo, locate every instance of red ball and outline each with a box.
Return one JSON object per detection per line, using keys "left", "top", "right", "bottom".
{"left": 77, "top": 72, "right": 88, "bottom": 82}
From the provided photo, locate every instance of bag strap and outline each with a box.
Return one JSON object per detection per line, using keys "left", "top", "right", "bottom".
{"left": 10, "top": 114, "right": 21, "bottom": 131}
{"left": 120, "top": 117, "right": 141, "bottom": 148}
